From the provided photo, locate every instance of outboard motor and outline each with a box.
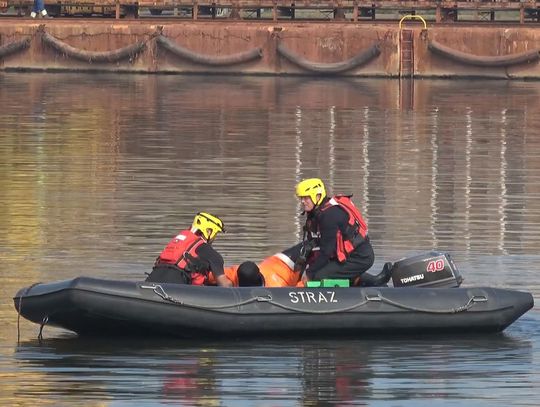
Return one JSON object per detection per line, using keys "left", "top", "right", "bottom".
{"left": 390, "top": 251, "right": 463, "bottom": 288}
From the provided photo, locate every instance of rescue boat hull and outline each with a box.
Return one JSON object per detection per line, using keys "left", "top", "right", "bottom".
{"left": 13, "top": 277, "right": 534, "bottom": 338}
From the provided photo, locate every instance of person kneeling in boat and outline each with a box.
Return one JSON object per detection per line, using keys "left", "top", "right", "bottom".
{"left": 146, "top": 212, "right": 233, "bottom": 287}
{"left": 208, "top": 245, "right": 302, "bottom": 287}
{"left": 295, "top": 178, "right": 392, "bottom": 286}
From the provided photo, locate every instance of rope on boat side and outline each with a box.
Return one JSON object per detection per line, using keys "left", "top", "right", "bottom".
{"left": 255, "top": 298, "right": 372, "bottom": 314}
{"left": 141, "top": 284, "right": 487, "bottom": 314}
{"left": 142, "top": 284, "right": 269, "bottom": 309}
{"left": 373, "top": 294, "right": 487, "bottom": 314}
{"left": 141, "top": 284, "right": 370, "bottom": 313}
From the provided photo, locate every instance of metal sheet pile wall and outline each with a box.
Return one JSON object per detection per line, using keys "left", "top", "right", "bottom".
{"left": 1, "top": 20, "right": 539, "bottom": 78}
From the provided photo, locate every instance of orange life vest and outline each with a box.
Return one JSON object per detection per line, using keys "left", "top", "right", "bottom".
{"left": 319, "top": 195, "right": 368, "bottom": 262}
{"left": 259, "top": 253, "right": 300, "bottom": 287}
{"left": 210, "top": 253, "right": 299, "bottom": 287}
{"left": 156, "top": 229, "right": 208, "bottom": 285}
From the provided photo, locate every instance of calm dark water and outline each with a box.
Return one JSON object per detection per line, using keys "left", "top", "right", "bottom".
{"left": 1, "top": 72, "right": 539, "bottom": 405}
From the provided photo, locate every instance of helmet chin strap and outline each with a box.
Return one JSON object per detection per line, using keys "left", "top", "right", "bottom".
{"left": 310, "top": 193, "right": 325, "bottom": 208}
{"left": 191, "top": 227, "right": 208, "bottom": 241}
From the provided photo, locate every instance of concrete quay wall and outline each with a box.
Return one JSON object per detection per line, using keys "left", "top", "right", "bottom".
{"left": 1, "top": 20, "right": 540, "bottom": 78}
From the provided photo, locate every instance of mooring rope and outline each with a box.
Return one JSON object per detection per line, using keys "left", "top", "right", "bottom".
{"left": 140, "top": 284, "right": 485, "bottom": 315}
{"left": 16, "top": 282, "right": 42, "bottom": 344}
{"left": 38, "top": 315, "right": 49, "bottom": 342}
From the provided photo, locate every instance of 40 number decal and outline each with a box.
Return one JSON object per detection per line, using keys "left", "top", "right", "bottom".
{"left": 426, "top": 258, "right": 445, "bottom": 273}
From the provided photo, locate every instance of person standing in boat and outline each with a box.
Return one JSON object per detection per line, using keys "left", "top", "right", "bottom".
{"left": 295, "top": 178, "right": 391, "bottom": 286}
{"left": 146, "top": 212, "right": 233, "bottom": 287}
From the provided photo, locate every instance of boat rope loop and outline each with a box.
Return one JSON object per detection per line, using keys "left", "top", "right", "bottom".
{"left": 141, "top": 285, "right": 487, "bottom": 314}
{"left": 0, "top": 38, "right": 31, "bottom": 59}
{"left": 142, "top": 284, "right": 370, "bottom": 313}
{"left": 16, "top": 282, "right": 42, "bottom": 344}
{"left": 39, "top": 25, "right": 159, "bottom": 64}
{"left": 277, "top": 42, "right": 381, "bottom": 74}
{"left": 156, "top": 35, "right": 263, "bottom": 66}
{"left": 143, "top": 284, "right": 271, "bottom": 309}
{"left": 372, "top": 294, "right": 488, "bottom": 314}
{"left": 428, "top": 39, "right": 540, "bottom": 68}
{"left": 38, "top": 315, "right": 49, "bottom": 343}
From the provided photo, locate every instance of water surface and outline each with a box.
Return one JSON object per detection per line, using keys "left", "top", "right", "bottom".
{"left": 1, "top": 73, "right": 539, "bottom": 405}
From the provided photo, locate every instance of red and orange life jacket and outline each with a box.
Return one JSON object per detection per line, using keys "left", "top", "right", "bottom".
{"left": 314, "top": 195, "right": 368, "bottom": 262}
{"left": 156, "top": 229, "right": 208, "bottom": 285}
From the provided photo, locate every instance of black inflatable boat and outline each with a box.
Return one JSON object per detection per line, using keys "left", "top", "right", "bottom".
{"left": 13, "top": 252, "right": 534, "bottom": 338}
{"left": 13, "top": 277, "right": 534, "bottom": 339}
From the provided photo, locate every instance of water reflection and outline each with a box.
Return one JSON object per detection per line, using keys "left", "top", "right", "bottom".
{"left": 1, "top": 73, "right": 540, "bottom": 303}
{"left": 9, "top": 333, "right": 535, "bottom": 406}
{"left": 3, "top": 74, "right": 540, "bottom": 265}
{"left": 2, "top": 72, "right": 540, "bottom": 404}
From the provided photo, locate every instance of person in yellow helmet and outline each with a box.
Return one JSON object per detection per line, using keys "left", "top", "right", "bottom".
{"left": 294, "top": 178, "right": 392, "bottom": 286}
{"left": 145, "top": 212, "right": 233, "bottom": 287}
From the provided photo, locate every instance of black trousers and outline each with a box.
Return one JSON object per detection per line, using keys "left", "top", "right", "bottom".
{"left": 308, "top": 241, "right": 375, "bottom": 282}
{"left": 145, "top": 263, "right": 190, "bottom": 284}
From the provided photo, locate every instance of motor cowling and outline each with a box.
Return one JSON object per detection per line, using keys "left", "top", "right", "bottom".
{"left": 390, "top": 251, "right": 463, "bottom": 288}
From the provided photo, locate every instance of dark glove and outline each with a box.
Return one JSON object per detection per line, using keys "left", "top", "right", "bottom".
{"left": 294, "top": 240, "right": 315, "bottom": 273}
{"left": 294, "top": 255, "right": 306, "bottom": 273}
{"left": 184, "top": 253, "right": 209, "bottom": 273}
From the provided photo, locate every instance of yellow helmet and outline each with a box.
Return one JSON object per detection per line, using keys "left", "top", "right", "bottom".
{"left": 295, "top": 178, "right": 326, "bottom": 206}
{"left": 192, "top": 212, "right": 225, "bottom": 241}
